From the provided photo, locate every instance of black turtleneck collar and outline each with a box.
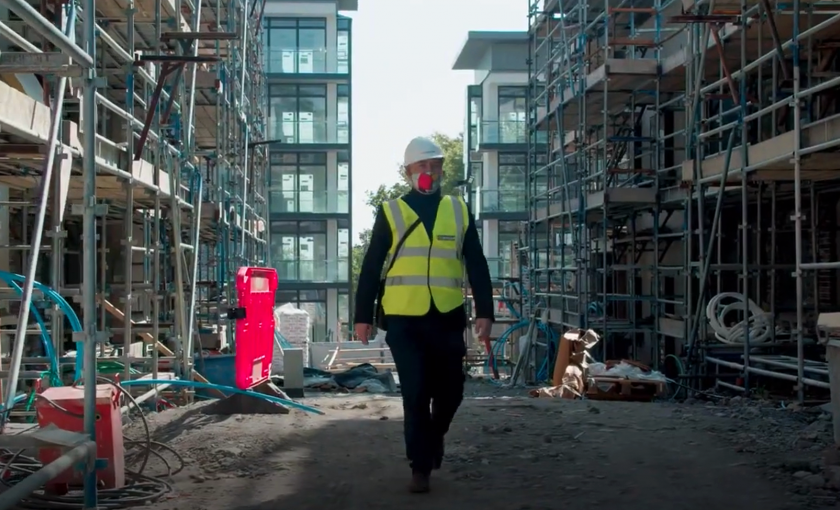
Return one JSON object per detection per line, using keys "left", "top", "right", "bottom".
{"left": 402, "top": 189, "right": 443, "bottom": 235}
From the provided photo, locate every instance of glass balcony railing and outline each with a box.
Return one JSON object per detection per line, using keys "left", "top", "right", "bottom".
{"left": 266, "top": 120, "right": 349, "bottom": 144}
{"left": 268, "top": 190, "right": 350, "bottom": 214}
{"left": 264, "top": 48, "right": 349, "bottom": 75}
{"left": 479, "top": 188, "right": 527, "bottom": 213}
{"left": 476, "top": 120, "right": 549, "bottom": 146}
{"left": 486, "top": 257, "right": 513, "bottom": 280}
{"left": 272, "top": 259, "right": 350, "bottom": 283}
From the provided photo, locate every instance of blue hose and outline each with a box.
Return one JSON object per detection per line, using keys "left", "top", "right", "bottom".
{"left": 0, "top": 278, "right": 61, "bottom": 386}
{"left": 485, "top": 281, "right": 558, "bottom": 384}
{"left": 0, "top": 271, "right": 83, "bottom": 383}
{"left": 117, "top": 379, "right": 325, "bottom": 415}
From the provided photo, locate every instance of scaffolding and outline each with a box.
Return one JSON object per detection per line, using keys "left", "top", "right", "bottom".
{"left": 527, "top": 0, "right": 840, "bottom": 399}
{"left": 527, "top": 0, "right": 685, "bottom": 368}
{"left": 0, "top": 0, "right": 267, "bottom": 487}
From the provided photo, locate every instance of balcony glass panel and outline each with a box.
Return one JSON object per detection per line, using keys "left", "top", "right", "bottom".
{"left": 267, "top": 120, "right": 352, "bottom": 144}
{"left": 268, "top": 190, "right": 350, "bottom": 214}
{"left": 485, "top": 257, "right": 513, "bottom": 280}
{"left": 265, "top": 48, "right": 350, "bottom": 74}
{"left": 269, "top": 226, "right": 350, "bottom": 283}
{"left": 476, "top": 120, "right": 548, "bottom": 145}
{"left": 272, "top": 260, "right": 349, "bottom": 282}
{"left": 479, "top": 188, "right": 527, "bottom": 213}
{"left": 267, "top": 120, "right": 332, "bottom": 144}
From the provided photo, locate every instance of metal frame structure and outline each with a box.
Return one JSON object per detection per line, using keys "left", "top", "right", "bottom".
{"left": 527, "top": 0, "right": 685, "bottom": 368}
{"left": 526, "top": 0, "right": 840, "bottom": 398}
{"left": 0, "top": 0, "right": 267, "bottom": 502}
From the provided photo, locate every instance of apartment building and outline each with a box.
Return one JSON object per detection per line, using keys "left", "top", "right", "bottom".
{"left": 264, "top": 0, "right": 357, "bottom": 342}
{"left": 453, "top": 31, "right": 538, "bottom": 282}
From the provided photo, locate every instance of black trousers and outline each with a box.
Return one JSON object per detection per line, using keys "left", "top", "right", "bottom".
{"left": 385, "top": 317, "right": 466, "bottom": 474}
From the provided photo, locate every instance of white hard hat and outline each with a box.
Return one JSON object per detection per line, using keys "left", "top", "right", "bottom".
{"left": 403, "top": 137, "right": 444, "bottom": 167}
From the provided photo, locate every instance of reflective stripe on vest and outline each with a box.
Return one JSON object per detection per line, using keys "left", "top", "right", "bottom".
{"left": 380, "top": 196, "right": 468, "bottom": 316}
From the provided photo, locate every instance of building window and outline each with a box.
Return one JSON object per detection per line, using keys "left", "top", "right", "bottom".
{"left": 338, "top": 290, "right": 350, "bottom": 339}
{"left": 269, "top": 219, "right": 349, "bottom": 283}
{"left": 337, "top": 84, "right": 349, "bottom": 144}
{"left": 338, "top": 227, "right": 350, "bottom": 281}
{"left": 468, "top": 85, "right": 482, "bottom": 151}
{"left": 265, "top": 18, "right": 326, "bottom": 73}
{"left": 497, "top": 86, "right": 526, "bottom": 143}
{"left": 337, "top": 151, "right": 350, "bottom": 213}
{"left": 498, "top": 153, "right": 526, "bottom": 211}
{"left": 270, "top": 220, "right": 327, "bottom": 281}
{"left": 498, "top": 221, "right": 520, "bottom": 264}
{"left": 269, "top": 152, "right": 328, "bottom": 213}
{"left": 337, "top": 17, "right": 351, "bottom": 73}
{"left": 269, "top": 84, "right": 327, "bottom": 143}
{"left": 276, "top": 289, "right": 327, "bottom": 342}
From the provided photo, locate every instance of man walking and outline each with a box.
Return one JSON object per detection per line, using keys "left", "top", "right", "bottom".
{"left": 354, "top": 136, "right": 494, "bottom": 493}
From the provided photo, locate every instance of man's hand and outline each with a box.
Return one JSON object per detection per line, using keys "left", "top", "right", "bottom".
{"left": 354, "top": 323, "right": 373, "bottom": 345}
{"left": 474, "top": 318, "right": 492, "bottom": 338}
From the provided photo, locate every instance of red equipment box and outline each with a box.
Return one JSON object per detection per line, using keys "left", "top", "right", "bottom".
{"left": 35, "top": 385, "right": 125, "bottom": 490}
{"left": 234, "top": 266, "right": 278, "bottom": 390}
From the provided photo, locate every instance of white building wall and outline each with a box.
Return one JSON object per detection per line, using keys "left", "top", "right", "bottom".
{"left": 480, "top": 71, "right": 528, "bottom": 122}
{"left": 468, "top": 70, "right": 529, "bottom": 264}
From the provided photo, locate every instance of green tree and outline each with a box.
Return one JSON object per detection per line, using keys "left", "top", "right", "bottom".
{"left": 351, "top": 132, "right": 465, "bottom": 299}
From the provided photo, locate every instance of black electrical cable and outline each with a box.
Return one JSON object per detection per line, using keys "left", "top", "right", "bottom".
{"left": 0, "top": 377, "right": 183, "bottom": 509}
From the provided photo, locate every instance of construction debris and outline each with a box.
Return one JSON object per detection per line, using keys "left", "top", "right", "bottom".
{"left": 303, "top": 363, "right": 397, "bottom": 393}
{"left": 529, "top": 329, "right": 667, "bottom": 401}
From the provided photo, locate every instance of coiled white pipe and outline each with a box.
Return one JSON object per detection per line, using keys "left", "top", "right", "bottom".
{"left": 705, "top": 292, "right": 773, "bottom": 345}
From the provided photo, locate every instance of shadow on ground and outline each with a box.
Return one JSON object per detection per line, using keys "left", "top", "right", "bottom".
{"left": 153, "top": 396, "right": 834, "bottom": 510}
{"left": 142, "top": 406, "right": 228, "bottom": 444}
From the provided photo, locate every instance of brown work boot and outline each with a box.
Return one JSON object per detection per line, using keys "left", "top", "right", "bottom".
{"left": 409, "top": 471, "right": 430, "bottom": 493}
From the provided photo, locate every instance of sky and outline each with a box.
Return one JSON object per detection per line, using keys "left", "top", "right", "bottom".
{"left": 346, "top": 0, "right": 526, "bottom": 241}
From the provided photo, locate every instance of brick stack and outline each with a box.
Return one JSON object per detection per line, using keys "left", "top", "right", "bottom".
{"left": 273, "top": 303, "right": 311, "bottom": 370}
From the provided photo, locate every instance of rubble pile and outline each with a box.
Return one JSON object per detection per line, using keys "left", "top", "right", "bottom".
{"left": 686, "top": 396, "right": 839, "bottom": 505}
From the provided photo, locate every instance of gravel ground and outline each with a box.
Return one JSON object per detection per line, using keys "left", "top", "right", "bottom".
{"left": 126, "top": 381, "right": 840, "bottom": 510}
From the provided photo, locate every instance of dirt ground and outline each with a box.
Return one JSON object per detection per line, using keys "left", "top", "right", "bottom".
{"left": 129, "top": 381, "right": 840, "bottom": 510}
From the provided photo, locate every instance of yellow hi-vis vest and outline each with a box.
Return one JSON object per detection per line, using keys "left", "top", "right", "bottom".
{"left": 380, "top": 196, "right": 468, "bottom": 316}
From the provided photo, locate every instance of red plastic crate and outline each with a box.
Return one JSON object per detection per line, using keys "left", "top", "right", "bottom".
{"left": 35, "top": 385, "right": 125, "bottom": 491}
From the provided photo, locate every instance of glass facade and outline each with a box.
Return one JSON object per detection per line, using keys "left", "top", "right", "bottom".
{"left": 337, "top": 84, "right": 350, "bottom": 144}
{"left": 268, "top": 84, "right": 329, "bottom": 143}
{"left": 477, "top": 86, "right": 527, "bottom": 145}
{"left": 467, "top": 85, "right": 481, "bottom": 152}
{"left": 267, "top": 84, "right": 350, "bottom": 144}
{"left": 276, "top": 289, "right": 328, "bottom": 342}
{"left": 498, "top": 220, "right": 520, "bottom": 272}
{"left": 268, "top": 152, "right": 349, "bottom": 214}
{"left": 263, "top": 13, "right": 353, "bottom": 337}
{"left": 497, "top": 153, "right": 526, "bottom": 210}
{"left": 264, "top": 17, "right": 350, "bottom": 75}
{"left": 269, "top": 220, "right": 350, "bottom": 283}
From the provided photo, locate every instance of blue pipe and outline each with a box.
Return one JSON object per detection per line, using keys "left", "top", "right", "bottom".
{"left": 0, "top": 270, "right": 83, "bottom": 381}
{"left": 0, "top": 278, "right": 60, "bottom": 386}
{"left": 117, "top": 379, "right": 325, "bottom": 415}
{"left": 486, "top": 282, "right": 559, "bottom": 384}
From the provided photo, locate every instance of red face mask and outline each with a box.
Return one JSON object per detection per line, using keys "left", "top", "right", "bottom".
{"left": 417, "top": 173, "right": 434, "bottom": 192}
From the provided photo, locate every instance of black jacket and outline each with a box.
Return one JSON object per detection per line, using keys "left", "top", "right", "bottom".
{"left": 354, "top": 190, "right": 494, "bottom": 331}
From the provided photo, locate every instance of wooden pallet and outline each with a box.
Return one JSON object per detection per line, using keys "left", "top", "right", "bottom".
{"left": 586, "top": 376, "right": 667, "bottom": 402}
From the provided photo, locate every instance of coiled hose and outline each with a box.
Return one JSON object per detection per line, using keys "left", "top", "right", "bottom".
{"left": 705, "top": 292, "right": 773, "bottom": 345}
{"left": 484, "top": 282, "right": 558, "bottom": 384}
{"left": 0, "top": 377, "right": 180, "bottom": 509}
